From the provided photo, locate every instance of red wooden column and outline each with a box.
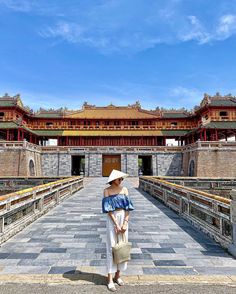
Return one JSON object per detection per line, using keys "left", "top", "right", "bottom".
{"left": 17, "top": 129, "right": 20, "bottom": 141}
{"left": 152, "top": 137, "right": 155, "bottom": 146}
{"left": 29, "top": 134, "right": 32, "bottom": 143}
{"left": 163, "top": 136, "right": 166, "bottom": 146}
{"left": 6, "top": 129, "right": 9, "bottom": 141}
{"left": 203, "top": 129, "right": 207, "bottom": 141}
{"left": 215, "top": 129, "right": 218, "bottom": 141}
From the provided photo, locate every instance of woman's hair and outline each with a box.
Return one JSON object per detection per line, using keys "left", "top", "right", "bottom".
{"left": 108, "top": 177, "right": 123, "bottom": 185}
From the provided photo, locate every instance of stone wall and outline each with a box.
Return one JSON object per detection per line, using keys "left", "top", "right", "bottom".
{"left": 156, "top": 153, "right": 183, "bottom": 176}
{"left": 41, "top": 153, "right": 71, "bottom": 176}
{"left": 85, "top": 153, "right": 102, "bottom": 177}
{"left": 0, "top": 146, "right": 41, "bottom": 177}
{"left": 183, "top": 142, "right": 236, "bottom": 177}
{"left": 8, "top": 142, "right": 236, "bottom": 178}
{"left": 127, "top": 154, "right": 139, "bottom": 177}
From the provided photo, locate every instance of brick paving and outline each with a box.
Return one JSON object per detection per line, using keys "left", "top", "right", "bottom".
{"left": 0, "top": 177, "right": 236, "bottom": 276}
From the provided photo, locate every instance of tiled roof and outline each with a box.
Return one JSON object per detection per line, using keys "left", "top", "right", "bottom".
{"left": 209, "top": 99, "right": 236, "bottom": 107}
{"left": 203, "top": 121, "right": 236, "bottom": 129}
{"left": 64, "top": 108, "right": 159, "bottom": 119}
{"left": 0, "top": 99, "right": 16, "bottom": 107}
{"left": 33, "top": 129, "right": 189, "bottom": 137}
{"left": 0, "top": 121, "right": 38, "bottom": 135}
{"left": 0, "top": 122, "right": 18, "bottom": 128}
{"left": 33, "top": 130, "right": 63, "bottom": 136}
{"left": 161, "top": 130, "right": 190, "bottom": 136}
{"left": 162, "top": 112, "right": 190, "bottom": 118}
{"left": 34, "top": 113, "right": 64, "bottom": 118}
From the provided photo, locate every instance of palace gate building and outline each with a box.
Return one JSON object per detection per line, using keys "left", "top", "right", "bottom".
{"left": 0, "top": 93, "right": 236, "bottom": 177}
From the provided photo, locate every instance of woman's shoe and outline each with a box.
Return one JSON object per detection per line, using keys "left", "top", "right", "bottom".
{"left": 107, "top": 282, "right": 117, "bottom": 292}
{"left": 113, "top": 277, "right": 125, "bottom": 286}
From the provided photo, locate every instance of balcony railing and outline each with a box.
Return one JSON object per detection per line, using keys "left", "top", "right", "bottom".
{"left": 27, "top": 125, "right": 192, "bottom": 131}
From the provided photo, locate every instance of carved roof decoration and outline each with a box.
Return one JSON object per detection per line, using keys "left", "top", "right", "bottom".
{"left": 64, "top": 103, "right": 159, "bottom": 119}
{"left": 34, "top": 107, "right": 66, "bottom": 118}
{"left": 196, "top": 93, "right": 236, "bottom": 111}
{"left": 1, "top": 93, "right": 236, "bottom": 119}
{"left": 0, "top": 94, "right": 32, "bottom": 113}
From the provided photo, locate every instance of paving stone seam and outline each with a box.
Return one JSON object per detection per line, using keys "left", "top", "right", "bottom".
{"left": 0, "top": 275, "right": 235, "bottom": 285}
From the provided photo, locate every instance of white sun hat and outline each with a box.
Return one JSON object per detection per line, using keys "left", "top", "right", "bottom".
{"left": 106, "top": 169, "right": 129, "bottom": 184}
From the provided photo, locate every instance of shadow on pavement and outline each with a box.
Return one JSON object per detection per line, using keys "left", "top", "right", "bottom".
{"left": 63, "top": 270, "right": 107, "bottom": 285}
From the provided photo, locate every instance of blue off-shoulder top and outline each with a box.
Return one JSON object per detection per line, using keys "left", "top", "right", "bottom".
{"left": 102, "top": 193, "right": 134, "bottom": 213}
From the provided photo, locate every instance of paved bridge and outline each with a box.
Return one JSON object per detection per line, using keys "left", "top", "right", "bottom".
{"left": 0, "top": 177, "right": 236, "bottom": 285}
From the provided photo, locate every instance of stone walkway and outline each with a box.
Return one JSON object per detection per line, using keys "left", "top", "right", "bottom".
{"left": 0, "top": 177, "right": 236, "bottom": 276}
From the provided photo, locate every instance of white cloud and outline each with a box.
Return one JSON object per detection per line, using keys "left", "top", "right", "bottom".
{"left": 0, "top": 0, "right": 34, "bottom": 12}
{"left": 216, "top": 14, "right": 236, "bottom": 40}
{"left": 2, "top": 0, "right": 236, "bottom": 53}
{"left": 39, "top": 22, "right": 83, "bottom": 43}
{"left": 179, "top": 16, "right": 211, "bottom": 44}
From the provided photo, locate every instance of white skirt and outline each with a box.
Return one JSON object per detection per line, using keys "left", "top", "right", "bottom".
{"left": 106, "top": 209, "right": 128, "bottom": 274}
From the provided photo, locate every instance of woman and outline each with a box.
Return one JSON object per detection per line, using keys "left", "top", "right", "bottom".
{"left": 102, "top": 169, "right": 134, "bottom": 292}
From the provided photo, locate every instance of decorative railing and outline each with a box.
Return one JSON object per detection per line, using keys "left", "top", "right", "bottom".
{"left": 0, "top": 140, "right": 41, "bottom": 152}
{"left": 183, "top": 141, "right": 236, "bottom": 151}
{"left": 41, "top": 145, "right": 183, "bottom": 153}
{"left": 139, "top": 176, "right": 233, "bottom": 250}
{"left": 27, "top": 124, "right": 193, "bottom": 131}
{"left": 153, "top": 176, "right": 236, "bottom": 191}
{"left": 0, "top": 176, "right": 83, "bottom": 244}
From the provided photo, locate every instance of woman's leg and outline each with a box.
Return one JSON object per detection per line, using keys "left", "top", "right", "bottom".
{"left": 106, "top": 214, "right": 117, "bottom": 282}
{"left": 115, "top": 212, "right": 128, "bottom": 277}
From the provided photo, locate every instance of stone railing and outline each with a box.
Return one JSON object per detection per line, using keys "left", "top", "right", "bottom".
{"left": 0, "top": 176, "right": 72, "bottom": 194}
{"left": 139, "top": 176, "right": 234, "bottom": 252}
{"left": 154, "top": 176, "right": 236, "bottom": 191}
{"left": 0, "top": 140, "right": 41, "bottom": 152}
{"left": 41, "top": 145, "right": 183, "bottom": 153}
{"left": 183, "top": 141, "right": 236, "bottom": 151}
{"left": 0, "top": 176, "right": 83, "bottom": 244}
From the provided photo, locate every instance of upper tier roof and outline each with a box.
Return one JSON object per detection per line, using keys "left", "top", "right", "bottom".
{"left": 64, "top": 104, "right": 159, "bottom": 119}
{"left": 196, "top": 93, "right": 236, "bottom": 111}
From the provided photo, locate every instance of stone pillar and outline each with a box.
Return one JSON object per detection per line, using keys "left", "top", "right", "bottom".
{"left": 85, "top": 153, "right": 89, "bottom": 177}
{"left": 152, "top": 154, "right": 157, "bottom": 176}
{"left": 87, "top": 153, "right": 102, "bottom": 176}
{"left": 228, "top": 189, "right": 236, "bottom": 257}
{"left": 58, "top": 153, "right": 71, "bottom": 176}
{"left": 126, "top": 153, "right": 138, "bottom": 176}
{"left": 121, "top": 153, "right": 128, "bottom": 173}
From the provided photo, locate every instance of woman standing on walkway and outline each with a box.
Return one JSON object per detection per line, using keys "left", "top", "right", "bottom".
{"left": 102, "top": 169, "right": 134, "bottom": 292}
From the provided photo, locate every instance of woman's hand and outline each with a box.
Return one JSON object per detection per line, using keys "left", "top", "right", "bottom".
{"left": 114, "top": 224, "right": 122, "bottom": 234}
{"left": 120, "top": 222, "right": 127, "bottom": 233}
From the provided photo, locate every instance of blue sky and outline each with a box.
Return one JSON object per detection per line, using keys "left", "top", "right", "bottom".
{"left": 0, "top": 0, "right": 236, "bottom": 111}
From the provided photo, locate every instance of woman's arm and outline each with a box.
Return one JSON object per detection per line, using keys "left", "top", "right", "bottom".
{"left": 121, "top": 187, "right": 130, "bottom": 233}
{"left": 104, "top": 188, "right": 121, "bottom": 233}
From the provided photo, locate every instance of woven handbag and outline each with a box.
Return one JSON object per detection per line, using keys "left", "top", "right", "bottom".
{"left": 112, "top": 233, "right": 132, "bottom": 264}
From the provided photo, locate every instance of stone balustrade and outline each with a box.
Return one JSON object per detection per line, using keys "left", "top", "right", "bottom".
{"left": 0, "top": 176, "right": 83, "bottom": 244}
{"left": 41, "top": 145, "right": 182, "bottom": 153}
{"left": 183, "top": 140, "right": 236, "bottom": 151}
{"left": 0, "top": 140, "right": 41, "bottom": 152}
{"left": 139, "top": 176, "right": 234, "bottom": 252}
{"left": 154, "top": 176, "right": 236, "bottom": 196}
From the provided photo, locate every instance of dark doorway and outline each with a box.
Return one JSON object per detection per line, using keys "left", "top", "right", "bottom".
{"left": 188, "top": 160, "right": 195, "bottom": 176}
{"left": 138, "top": 155, "right": 152, "bottom": 175}
{"left": 29, "top": 160, "right": 35, "bottom": 176}
{"left": 71, "top": 155, "right": 85, "bottom": 176}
